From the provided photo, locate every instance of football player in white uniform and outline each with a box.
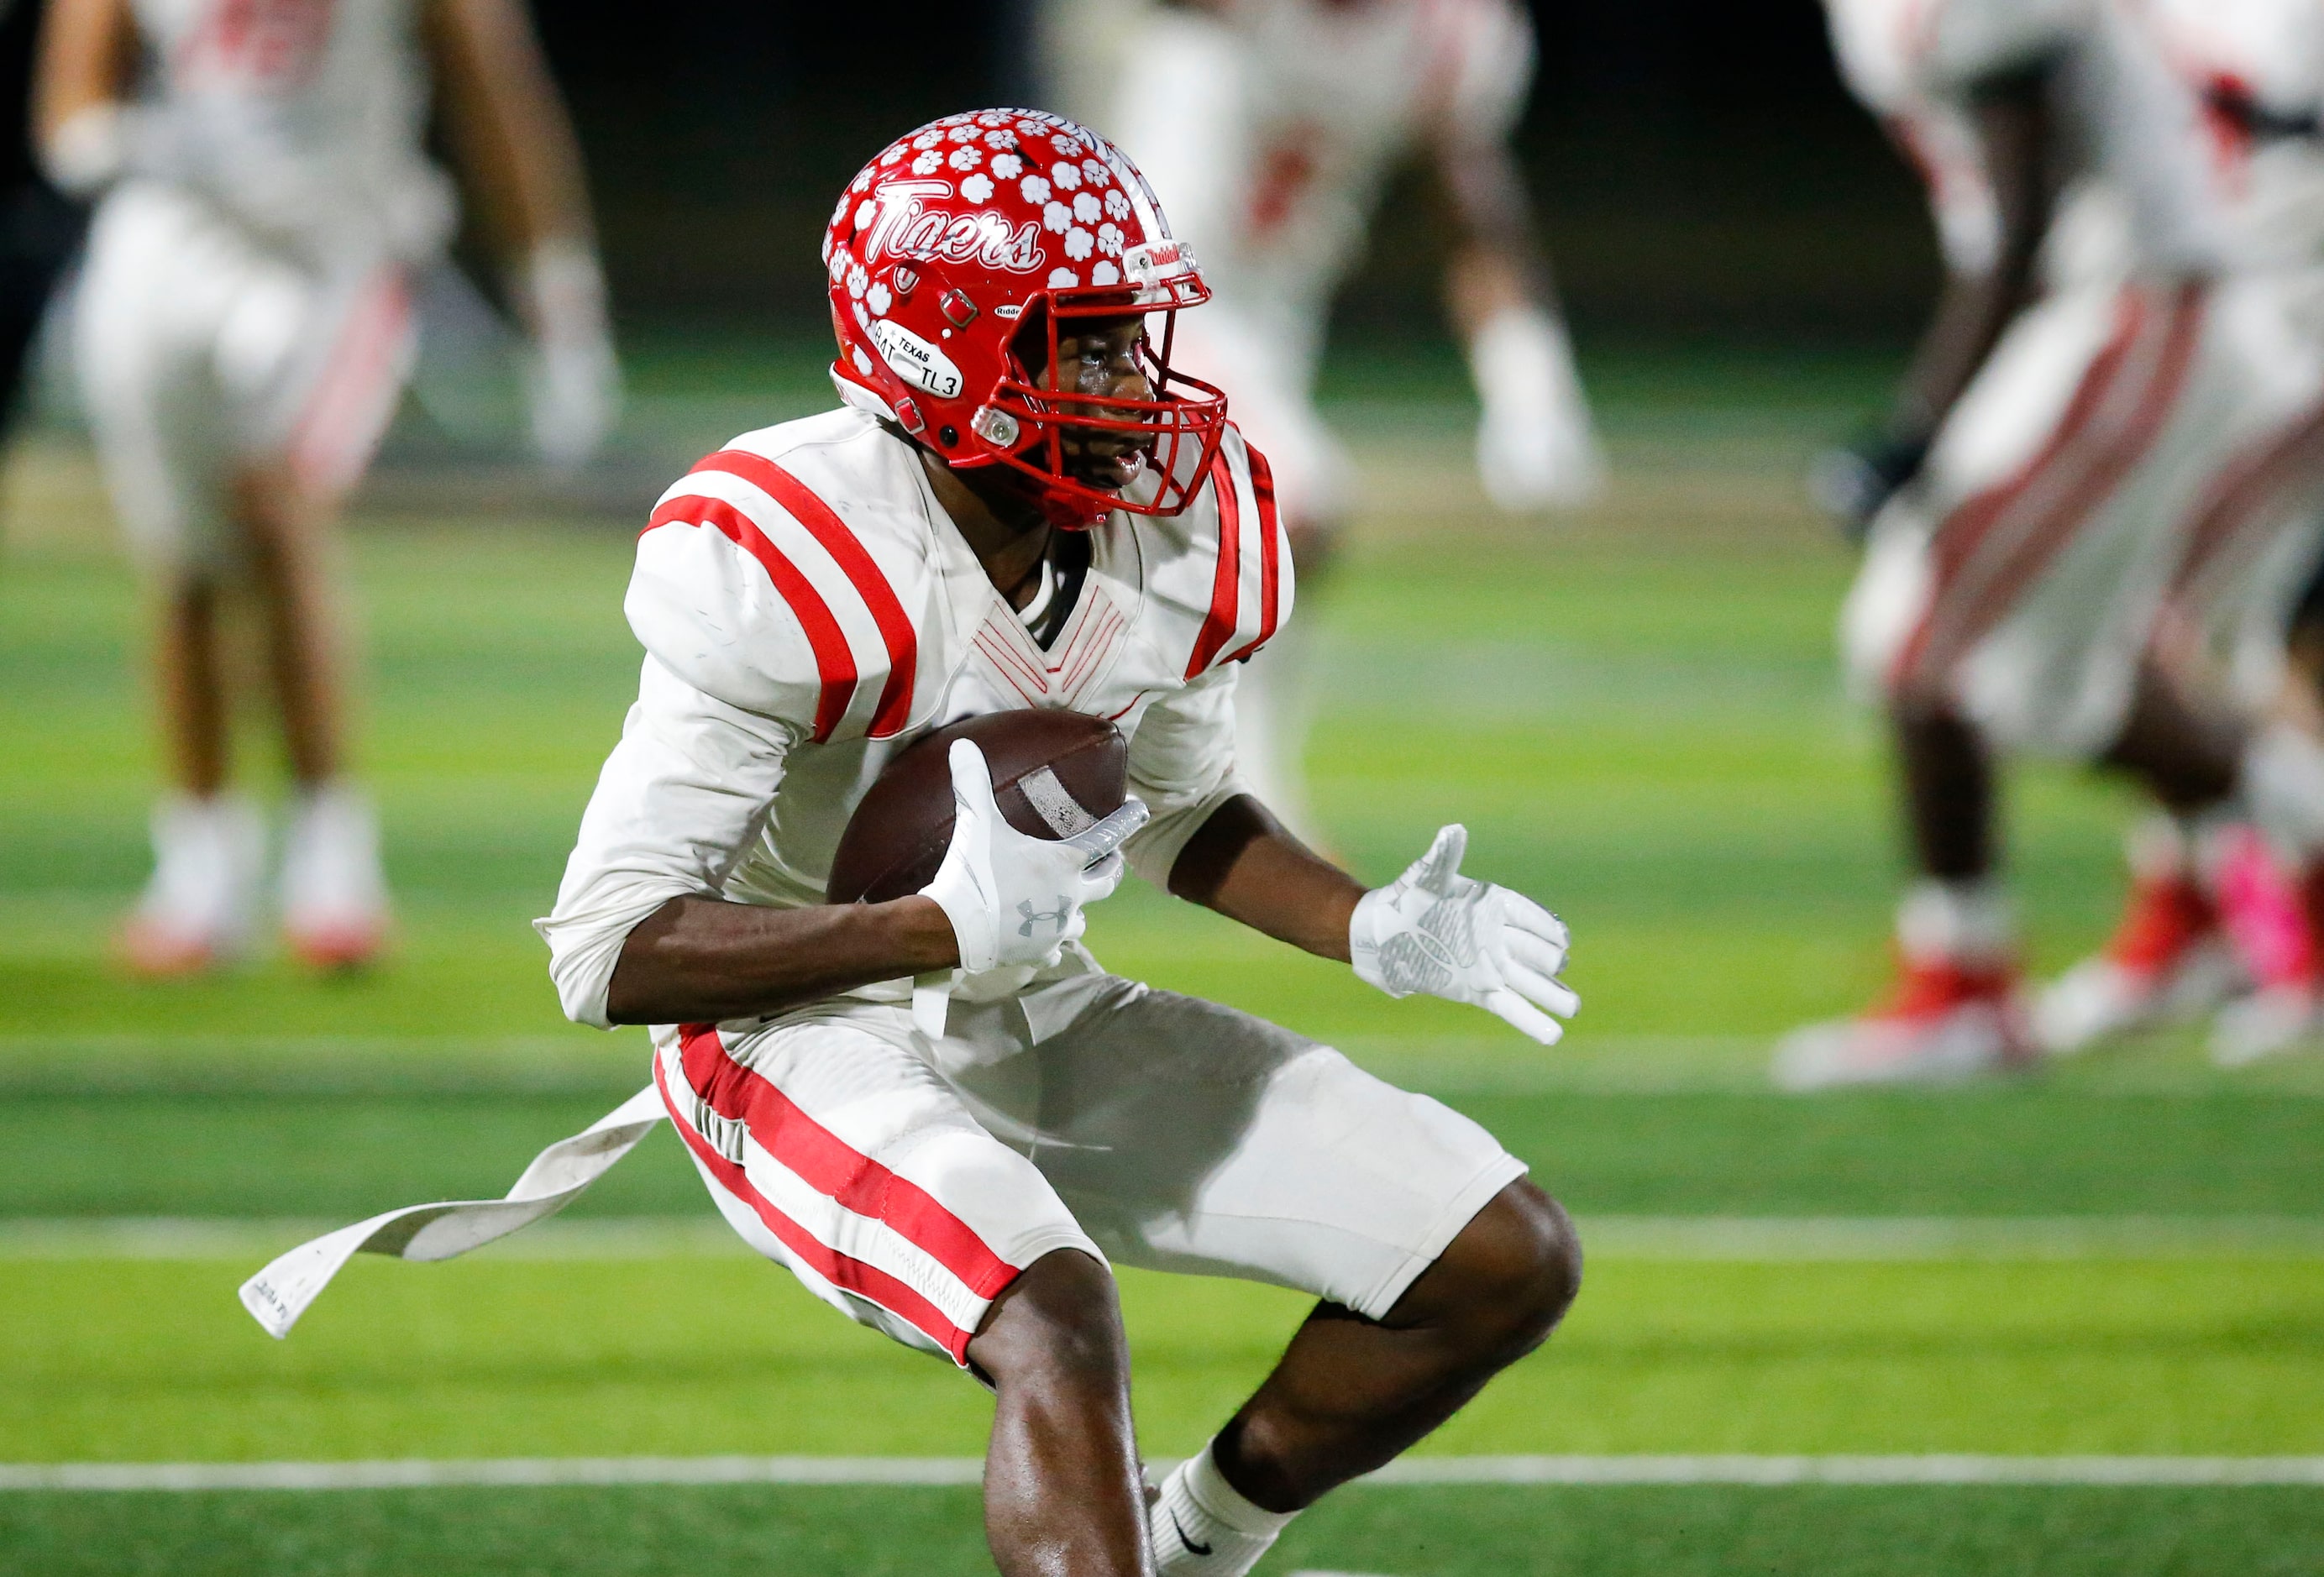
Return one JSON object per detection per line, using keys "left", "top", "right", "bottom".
{"left": 1782, "top": 0, "right": 2324, "bottom": 1086}
{"left": 2032, "top": 0, "right": 2324, "bottom": 1062}
{"left": 1046, "top": 0, "right": 1603, "bottom": 835}
{"left": 539, "top": 112, "right": 1582, "bottom": 1577}
{"left": 35, "top": 0, "right": 618, "bottom": 973}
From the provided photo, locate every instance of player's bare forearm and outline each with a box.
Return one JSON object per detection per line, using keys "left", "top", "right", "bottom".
{"left": 33, "top": 0, "right": 133, "bottom": 145}
{"left": 1431, "top": 139, "right": 1552, "bottom": 338}
{"left": 1886, "top": 66, "right": 2056, "bottom": 448}
{"left": 423, "top": 0, "right": 596, "bottom": 270}
{"left": 1169, "top": 794, "right": 1363, "bottom": 962}
{"left": 603, "top": 893, "right": 960, "bottom": 1025}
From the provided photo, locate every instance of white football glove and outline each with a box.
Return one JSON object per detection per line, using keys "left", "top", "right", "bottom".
{"left": 1351, "top": 824, "right": 1579, "bottom": 1045}
{"left": 1468, "top": 304, "right": 1607, "bottom": 514}
{"left": 517, "top": 238, "right": 622, "bottom": 470}
{"left": 920, "top": 740, "right": 1148, "bottom": 974}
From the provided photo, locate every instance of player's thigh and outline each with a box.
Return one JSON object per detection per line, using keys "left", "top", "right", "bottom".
{"left": 1023, "top": 984, "right": 1528, "bottom": 1320}
{"left": 655, "top": 1016, "right": 1099, "bottom": 1366}
{"left": 75, "top": 184, "right": 243, "bottom": 574}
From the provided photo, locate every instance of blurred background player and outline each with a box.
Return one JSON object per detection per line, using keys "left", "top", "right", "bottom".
{"left": 1781, "top": 0, "right": 2324, "bottom": 1087}
{"left": 2030, "top": 0, "right": 2324, "bottom": 1064}
{"left": 1040, "top": 0, "right": 1604, "bottom": 835}
{"left": 35, "top": 0, "right": 619, "bottom": 975}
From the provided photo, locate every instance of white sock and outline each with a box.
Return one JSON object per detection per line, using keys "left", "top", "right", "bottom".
{"left": 280, "top": 781, "right": 387, "bottom": 926}
{"left": 2241, "top": 722, "right": 2324, "bottom": 863}
{"left": 1151, "top": 1440, "right": 1298, "bottom": 1576}
{"left": 138, "top": 792, "right": 265, "bottom": 946}
{"left": 1896, "top": 878, "right": 2014, "bottom": 967}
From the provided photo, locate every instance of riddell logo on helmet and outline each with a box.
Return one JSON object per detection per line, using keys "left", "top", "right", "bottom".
{"left": 861, "top": 180, "right": 1047, "bottom": 275}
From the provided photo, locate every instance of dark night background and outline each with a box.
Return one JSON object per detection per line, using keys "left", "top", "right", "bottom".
{"left": 527, "top": 0, "right": 1939, "bottom": 343}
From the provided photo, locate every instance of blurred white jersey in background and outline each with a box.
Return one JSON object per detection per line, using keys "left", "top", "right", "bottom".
{"left": 123, "top": 0, "right": 454, "bottom": 265}
{"left": 1825, "top": 0, "right": 2232, "bottom": 291}
{"left": 1073, "top": 0, "right": 1535, "bottom": 528}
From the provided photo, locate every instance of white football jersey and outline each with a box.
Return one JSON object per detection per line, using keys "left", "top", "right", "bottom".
{"left": 539, "top": 405, "right": 1292, "bottom": 1030}
{"left": 1123, "top": 0, "right": 1534, "bottom": 338}
{"left": 125, "top": 0, "right": 454, "bottom": 262}
{"left": 2151, "top": 0, "right": 2324, "bottom": 273}
{"left": 1823, "top": 0, "right": 2228, "bottom": 278}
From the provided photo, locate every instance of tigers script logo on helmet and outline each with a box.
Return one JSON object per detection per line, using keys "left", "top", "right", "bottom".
{"left": 823, "top": 109, "right": 1228, "bottom": 527}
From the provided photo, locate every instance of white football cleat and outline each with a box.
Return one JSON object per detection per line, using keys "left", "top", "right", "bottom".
{"left": 1775, "top": 958, "right": 2033, "bottom": 1091}
{"left": 2033, "top": 873, "right": 2237, "bottom": 1056}
{"left": 2211, "top": 986, "right": 2323, "bottom": 1067}
{"left": 280, "top": 783, "right": 392, "bottom": 971}
{"left": 118, "top": 794, "right": 266, "bottom": 977}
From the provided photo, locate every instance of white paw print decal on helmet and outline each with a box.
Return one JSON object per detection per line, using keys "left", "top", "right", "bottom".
{"left": 1091, "top": 260, "right": 1120, "bottom": 286}
{"left": 949, "top": 145, "right": 983, "bottom": 170}
{"left": 947, "top": 124, "right": 979, "bottom": 144}
{"left": 1050, "top": 162, "right": 1082, "bottom": 191}
{"left": 1080, "top": 159, "right": 1110, "bottom": 187}
{"left": 1020, "top": 174, "right": 1049, "bottom": 204}
{"left": 1043, "top": 200, "right": 1072, "bottom": 233}
{"left": 854, "top": 200, "right": 875, "bottom": 231}
{"left": 994, "top": 154, "right": 1023, "bottom": 180}
{"left": 984, "top": 129, "right": 1018, "bottom": 150}
{"left": 1104, "top": 189, "right": 1131, "bottom": 221}
{"left": 960, "top": 173, "right": 994, "bottom": 203}
{"left": 1047, "top": 266, "right": 1079, "bottom": 288}
{"left": 1063, "top": 228, "right": 1094, "bottom": 261}
{"left": 913, "top": 130, "right": 944, "bottom": 150}
{"left": 1073, "top": 191, "right": 1101, "bottom": 223}
{"left": 866, "top": 281, "right": 893, "bottom": 316}
{"left": 912, "top": 150, "right": 942, "bottom": 175}
{"left": 1096, "top": 223, "right": 1123, "bottom": 256}
{"left": 846, "top": 263, "right": 868, "bottom": 297}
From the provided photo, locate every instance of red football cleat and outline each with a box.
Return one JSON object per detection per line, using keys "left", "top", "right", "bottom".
{"left": 1775, "top": 955, "right": 2033, "bottom": 1090}
{"left": 2033, "top": 871, "right": 2237, "bottom": 1055}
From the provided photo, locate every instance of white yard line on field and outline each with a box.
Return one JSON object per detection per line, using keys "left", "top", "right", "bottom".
{"left": 7, "top": 1215, "right": 2324, "bottom": 1260}
{"left": 3, "top": 1457, "right": 2323, "bottom": 1493}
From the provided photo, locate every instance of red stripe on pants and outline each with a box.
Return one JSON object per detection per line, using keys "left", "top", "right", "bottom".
{"left": 653, "top": 1050, "right": 979, "bottom": 1362}
{"left": 677, "top": 1024, "right": 1017, "bottom": 1297}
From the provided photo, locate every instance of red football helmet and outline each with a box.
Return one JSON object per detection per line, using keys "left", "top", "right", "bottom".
{"left": 823, "top": 109, "right": 1228, "bottom": 527}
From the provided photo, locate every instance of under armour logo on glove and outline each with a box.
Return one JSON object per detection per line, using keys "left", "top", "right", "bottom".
{"left": 1350, "top": 824, "right": 1579, "bottom": 1045}
{"left": 920, "top": 739, "right": 1146, "bottom": 972}
{"left": 1017, "top": 899, "right": 1072, "bottom": 937}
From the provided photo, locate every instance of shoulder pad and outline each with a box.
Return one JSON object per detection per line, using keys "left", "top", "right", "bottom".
{"left": 627, "top": 414, "right": 937, "bottom": 742}
{"left": 1141, "top": 422, "right": 1295, "bottom": 680}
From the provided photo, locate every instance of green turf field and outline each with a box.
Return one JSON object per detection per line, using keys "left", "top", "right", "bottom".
{"left": 3, "top": 335, "right": 2321, "bottom": 1574}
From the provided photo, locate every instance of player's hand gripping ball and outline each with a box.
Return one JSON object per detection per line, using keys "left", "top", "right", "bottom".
{"left": 826, "top": 711, "right": 1148, "bottom": 972}
{"left": 1351, "top": 825, "right": 1579, "bottom": 1045}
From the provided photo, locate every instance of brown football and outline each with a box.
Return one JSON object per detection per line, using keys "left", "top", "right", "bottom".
{"left": 824, "top": 710, "right": 1129, "bottom": 905}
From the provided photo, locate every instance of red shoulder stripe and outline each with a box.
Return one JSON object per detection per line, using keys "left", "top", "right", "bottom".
{"left": 1185, "top": 448, "right": 1243, "bottom": 678}
{"left": 1222, "top": 443, "right": 1282, "bottom": 666}
{"left": 645, "top": 494, "right": 857, "bottom": 742}
{"left": 703, "top": 450, "right": 919, "bottom": 739}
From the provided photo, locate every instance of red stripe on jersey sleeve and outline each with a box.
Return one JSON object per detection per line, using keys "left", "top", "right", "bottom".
{"left": 645, "top": 494, "right": 857, "bottom": 741}
{"left": 654, "top": 1051, "right": 978, "bottom": 1362}
{"left": 702, "top": 450, "right": 920, "bottom": 739}
{"left": 1222, "top": 443, "right": 1283, "bottom": 666}
{"left": 679, "top": 1025, "right": 1019, "bottom": 1298}
{"left": 1184, "top": 449, "right": 1244, "bottom": 678}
